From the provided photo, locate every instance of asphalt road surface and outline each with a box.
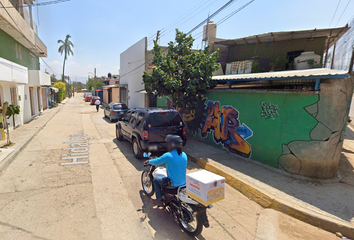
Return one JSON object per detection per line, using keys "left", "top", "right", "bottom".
{"left": 0, "top": 94, "right": 338, "bottom": 240}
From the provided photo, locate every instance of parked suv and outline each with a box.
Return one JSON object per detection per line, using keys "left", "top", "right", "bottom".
{"left": 115, "top": 108, "right": 187, "bottom": 159}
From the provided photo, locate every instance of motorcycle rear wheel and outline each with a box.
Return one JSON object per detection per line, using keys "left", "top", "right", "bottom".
{"left": 178, "top": 204, "right": 203, "bottom": 237}
{"left": 141, "top": 170, "right": 154, "bottom": 197}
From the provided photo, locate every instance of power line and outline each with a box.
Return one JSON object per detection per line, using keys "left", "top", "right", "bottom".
{"left": 122, "top": 1, "right": 255, "bottom": 79}
{"left": 155, "top": 0, "right": 218, "bottom": 45}
{"left": 148, "top": 0, "right": 219, "bottom": 46}
{"left": 329, "top": 0, "right": 342, "bottom": 27}
{"left": 186, "top": 0, "right": 237, "bottom": 36}
{"left": 0, "top": 1, "right": 60, "bottom": 77}
{"left": 0, "top": 0, "right": 71, "bottom": 8}
{"left": 335, "top": 0, "right": 351, "bottom": 26}
{"left": 217, "top": 0, "right": 255, "bottom": 25}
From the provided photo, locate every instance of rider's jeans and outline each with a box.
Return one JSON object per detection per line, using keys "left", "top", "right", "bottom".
{"left": 153, "top": 176, "right": 168, "bottom": 200}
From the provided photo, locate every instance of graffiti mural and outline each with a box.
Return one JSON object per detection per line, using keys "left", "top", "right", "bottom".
{"left": 201, "top": 101, "right": 253, "bottom": 158}
{"left": 260, "top": 100, "right": 279, "bottom": 119}
{"left": 166, "top": 98, "right": 253, "bottom": 158}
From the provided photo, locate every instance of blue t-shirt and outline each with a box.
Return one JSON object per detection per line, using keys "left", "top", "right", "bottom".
{"left": 149, "top": 150, "right": 187, "bottom": 186}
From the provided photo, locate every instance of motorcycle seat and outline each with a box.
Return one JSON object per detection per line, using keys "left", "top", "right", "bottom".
{"left": 163, "top": 186, "right": 179, "bottom": 195}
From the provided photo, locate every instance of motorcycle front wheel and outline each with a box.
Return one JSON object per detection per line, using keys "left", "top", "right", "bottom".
{"left": 178, "top": 204, "right": 203, "bottom": 237}
{"left": 141, "top": 170, "right": 155, "bottom": 197}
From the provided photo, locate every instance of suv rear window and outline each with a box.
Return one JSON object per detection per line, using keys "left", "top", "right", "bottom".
{"left": 113, "top": 104, "right": 128, "bottom": 110}
{"left": 146, "top": 111, "right": 183, "bottom": 127}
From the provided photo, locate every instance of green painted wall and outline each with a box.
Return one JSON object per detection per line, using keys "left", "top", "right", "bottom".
{"left": 0, "top": 28, "right": 39, "bottom": 70}
{"left": 157, "top": 90, "right": 318, "bottom": 168}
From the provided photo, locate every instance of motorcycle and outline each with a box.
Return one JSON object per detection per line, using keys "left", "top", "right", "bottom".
{"left": 141, "top": 153, "right": 212, "bottom": 237}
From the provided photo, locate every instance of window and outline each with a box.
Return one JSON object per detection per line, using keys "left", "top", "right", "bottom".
{"left": 129, "top": 112, "right": 137, "bottom": 125}
{"left": 136, "top": 113, "right": 145, "bottom": 128}
{"left": 30, "top": 54, "right": 36, "bottom": 70}
{"left": 10, "top": 87, "right": 18, "bottom": 105}
{"left": 146, "top": 111, "right": 183, "bottom": 127}
{"left": 123, "top": 111, "right": 131, "bottom": 122}
{"left": 113, "top": 104, "right": 128, "bottom": 110}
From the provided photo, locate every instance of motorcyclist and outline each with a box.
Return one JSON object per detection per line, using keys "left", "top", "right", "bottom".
{"left": 144, "top": 134, "right": 187, "bottom": 207}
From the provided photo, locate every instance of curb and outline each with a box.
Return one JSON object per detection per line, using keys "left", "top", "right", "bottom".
{"left": 0, "top": 105, "right": 64, "bottom": 174}
{"left": 187, "top": 154, "right": 354, "bottom": 239}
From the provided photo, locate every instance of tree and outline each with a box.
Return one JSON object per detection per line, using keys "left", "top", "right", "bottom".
{"left": 57, "top": 34, "right": 74, "bottom": 81}
{"left": 86, "top": 78, "right": 105, "bottom": 90}
{"left": 53, "top": 82, "right": 67, "bottom": 102}
{"left": 143, "top": 29, "right": 219, "bottom": 109}
{"left": 5, "top": 102, "right": 20, "bottom": 129}
{"left": 50, "top": 74, "right": 59, "bottom": 84}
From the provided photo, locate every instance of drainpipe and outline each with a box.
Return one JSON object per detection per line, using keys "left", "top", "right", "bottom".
{"left": 28, "top": 3, "right": 34, "bottom": 30}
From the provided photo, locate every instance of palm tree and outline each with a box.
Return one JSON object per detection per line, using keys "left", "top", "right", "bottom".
{"left": 57, "top": 34, "right": 74, "bottom": 81}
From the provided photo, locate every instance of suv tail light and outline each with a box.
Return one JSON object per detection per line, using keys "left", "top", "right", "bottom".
{"left": 111, "top": 110, "right": 115, "bottom": 113}
{"left": 183, "top": 127, "right": 186, "bottom": 136}
{"left": 142, "top": 131, "right": 149, "bottom": 140}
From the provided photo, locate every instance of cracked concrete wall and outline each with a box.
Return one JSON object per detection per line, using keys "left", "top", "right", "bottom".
{"left": 278, "top": 77, "right": 354, "bottom": 179}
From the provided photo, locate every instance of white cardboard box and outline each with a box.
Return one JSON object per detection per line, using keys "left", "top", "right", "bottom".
{"left": 186, "top": 170, "right": 225, "bottom": 206}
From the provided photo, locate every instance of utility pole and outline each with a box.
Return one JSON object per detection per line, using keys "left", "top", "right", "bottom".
{"left": 349, "top": 45, "right": 354, "bottom": 75}
{"left": 156, "top": 30, "right": 160, "bottom": 43}
{"left": 94, "top": 68, "right": 97, "bottom": 96}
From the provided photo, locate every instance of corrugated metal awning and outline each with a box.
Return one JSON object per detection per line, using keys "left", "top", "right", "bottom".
{"left": 213, "top": 26, "right": 350, "bottom": 49}
{"left": 212, "top": 68, "right": 349, "bottom": 82}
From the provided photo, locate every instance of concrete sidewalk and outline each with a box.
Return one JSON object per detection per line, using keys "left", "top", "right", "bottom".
{"left": 0, "top": 98, "right": 69, "bottom": 173}
{"left": 185, "top": 127, "right": 354, "bottom": 239}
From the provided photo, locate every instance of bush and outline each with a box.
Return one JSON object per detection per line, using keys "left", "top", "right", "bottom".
{"left": 53, "top": 81, "right": 67, "bottom": 103}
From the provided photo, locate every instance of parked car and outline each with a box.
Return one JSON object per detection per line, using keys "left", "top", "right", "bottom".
{"left": 85, "top": 93, "right": 92, "bottom": 102}
{"left": 115, "top": 108, "right": 187, "bottom": 159}
{"left": 91, "top": 96, "right": 101, "bottom": 105}
{"left": 104, "top": 102, "right": 129, "bottom": 122}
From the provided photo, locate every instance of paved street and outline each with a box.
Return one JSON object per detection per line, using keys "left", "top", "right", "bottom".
{"left": 0, "top": 94, "right": 339, "bottom": 240}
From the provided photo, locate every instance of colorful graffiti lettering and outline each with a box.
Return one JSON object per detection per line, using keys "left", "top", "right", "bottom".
{"left": 260, "top": 100, "right": 279, "bottom": 119}
{"left": 166, "top": 98, "right": 195, "bottom": 122}
{"left": 201, "top": 101, "right": 252, "bottom": 157}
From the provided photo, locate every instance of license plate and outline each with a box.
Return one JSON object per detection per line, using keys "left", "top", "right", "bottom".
{"left": 149, "top": 145, "right": 158, "bottom": 150}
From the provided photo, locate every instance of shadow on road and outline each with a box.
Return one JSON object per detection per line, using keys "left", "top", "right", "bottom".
{"left": 138, "top": 190, "right": 206, "bottom": 240}
{"left": 112, "top": 139, "right": 206, "bottom": 239}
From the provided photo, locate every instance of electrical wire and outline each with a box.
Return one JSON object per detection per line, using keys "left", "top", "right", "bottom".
{"left": 155, "top": 0, "right": 218, "bottom": 42}
{"left": 335, "top": 0, "right": 352, "bottom": 27}
{"left": 329, "top": 0, "right": 342, "bottom": 27}
{"left": 193, "top": 0, "right": 255, "bottom": 43}
{"left": 148, "top": 0, "right": 218, "bottom": 46}
{"left": 0, "top": 1, "right": 60, "bottom": 76}
{"left": 121, "top": 0, "right": 255, "bottom": 78}
{"left": 0, "top": 0, "right": 71, "bottom": 8}
{"left": 186, "top": 0, "right": 237, "bottom": 35}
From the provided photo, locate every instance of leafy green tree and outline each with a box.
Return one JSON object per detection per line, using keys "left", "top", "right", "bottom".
{"left": 58, "top": 34, "right": 74, "bottom": 81}
{"left": 4, "top": 102, "right": 20, "bottom": 129}
{"left": 53, "top": 82, "right": 67, "bottom": 102}
{"left": 87, "top": 78, "right": 105, "bottom": 90}
{"left": 143, "top": 29, "right": 219, "bottom": 109}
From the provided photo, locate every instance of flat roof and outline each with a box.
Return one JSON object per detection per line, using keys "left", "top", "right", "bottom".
{"left": 214, "top": 26, "right": 350, "bottom": 49}
{"left": 212, "top": 68, "right": 349, "bottom": 81}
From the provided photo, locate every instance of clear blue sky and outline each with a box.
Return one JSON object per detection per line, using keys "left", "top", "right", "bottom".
{"left": 35, "top": 0, "right": 354, "bottom": 83}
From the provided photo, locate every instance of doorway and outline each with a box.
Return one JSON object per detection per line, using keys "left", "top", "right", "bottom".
{"left": 42, "top": 88, "right": 47, "bottom": 110}
{"left": 29, "top": 87, "right": 34, "bottom": 116}
{"left": 37, "top": 87, "right": 41, "bottom": 112}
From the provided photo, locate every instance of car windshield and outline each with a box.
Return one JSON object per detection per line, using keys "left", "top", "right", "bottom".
{"left": 146, "top": 111, "right": 183, "bottom": 127}
{"left": 112, "top": 104, "right": 128, "bottom": 110}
